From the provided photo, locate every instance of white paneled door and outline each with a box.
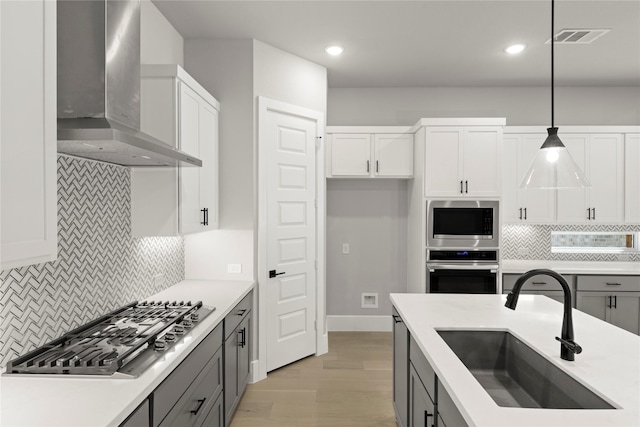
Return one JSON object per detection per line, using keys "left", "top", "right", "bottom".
{"left": 261, "top": 99, "right": 321, "bottom": 373}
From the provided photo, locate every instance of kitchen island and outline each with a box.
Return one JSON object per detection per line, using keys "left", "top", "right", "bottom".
{"left": 0, "top": 279, "right": 254, "bottom": 427}
{"left": 391, "top": 293, "right": 640, "bottom": 427}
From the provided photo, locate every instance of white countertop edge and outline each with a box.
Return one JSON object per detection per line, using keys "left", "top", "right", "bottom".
{"left": 501, "top": 260, "right": 640, "bottom": 275}
{"left": 390, "top": 293, "right": 640, "bottom": 427}
{"left": 0, "top": 279, "right": 255, "bottom": 427}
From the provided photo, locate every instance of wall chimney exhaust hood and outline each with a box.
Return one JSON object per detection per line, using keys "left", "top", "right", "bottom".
{"left": 57, "top": 0, "right": 201, "bottom": 167}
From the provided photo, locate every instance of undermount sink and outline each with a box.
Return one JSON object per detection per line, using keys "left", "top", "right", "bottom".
{"left": 437, "top": 330, "right": 615, "bottom": 409}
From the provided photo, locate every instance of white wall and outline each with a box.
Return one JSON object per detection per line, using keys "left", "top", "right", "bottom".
{"left": 253, "top": 40, "right": 327, "bottom": 114}
{"left": 141, "top": 0, "right": 184, "bottom": 66}
{"left": 328, "top": 86, "right": 640, "bottom": 126}
{"left": 326, "top": 180, "right": 408, "bottom": 316}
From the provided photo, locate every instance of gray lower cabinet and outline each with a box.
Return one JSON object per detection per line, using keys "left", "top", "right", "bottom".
{"left": 119, "top": 291, "right": 254, "bottom": 427}
{"left": 393, "top": 309, "right": 468, "bottom": 427}
{"left": 576, "top": 275, "right": 640, "bottom": 335}
{"left": 502, "top": 274, "right": 576, "bottom": 306}
{"left": 154, "top": 323, "right": 224, "bottom": 427}
{"left": 119, "top": 399, "right": 150, "bottom": 427}
{"left": 224, "top": 292, "right": 252, "bottom": 426}
{"left": 393, "top": 307, "right": 409, "bottom": 427}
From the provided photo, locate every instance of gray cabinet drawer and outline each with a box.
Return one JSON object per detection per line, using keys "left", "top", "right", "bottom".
{"left": 154, "top": 323, "right": 223, "bottom": 425}
{"left": 159, "top": 346, "right": 223, "bottom": 427}
{"left": 503, "top": 274, "right": 575, "bottom": 293}
{"left": 225, "top": 291, "right": 252, "bottom": 339}
{"left": 577, "top": 275, "right": 640, "bottom": 292}
{"left": 437, "top": 379, "right": 468, "bottom": 427}
{"left": 119, "top": 399, "right": 149, "bottom": 427}
{"left": 409, "top": 335, "right": 435, "bottom": 401}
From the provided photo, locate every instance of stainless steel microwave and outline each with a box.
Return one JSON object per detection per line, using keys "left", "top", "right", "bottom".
{"left": 426, "top": 200, "right": 499, "bottom": 248}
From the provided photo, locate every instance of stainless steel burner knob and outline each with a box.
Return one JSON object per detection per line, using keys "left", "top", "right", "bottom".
{"left": 190, "top": 312, "right": 200, "bottom": 322}
{"left": 164, "top": 332, "right": 176, "bottom": 342}
{"left": 173, "top": 325, "right": 185, "bottom": 335}
{"left": 154, "top": 340, "right": 167, "bottom": 351}
{"left": 182, "top": 318, "right": 192, "bottom": 328}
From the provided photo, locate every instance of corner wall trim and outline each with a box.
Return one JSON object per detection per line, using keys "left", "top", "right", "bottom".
{"left": 327, "top": 315, "right": 392, "bottom": 332}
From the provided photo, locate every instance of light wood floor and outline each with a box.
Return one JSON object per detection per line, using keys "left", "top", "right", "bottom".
{"left": 230, "top": 332, "right": 396, "bottom": 427}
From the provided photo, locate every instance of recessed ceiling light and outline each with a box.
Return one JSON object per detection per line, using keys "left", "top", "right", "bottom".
{"left": 505, "top": 43, "right": 527, "bottom": 54}
{"left": 325, "top": 46, "right": 344, "bottom": 56}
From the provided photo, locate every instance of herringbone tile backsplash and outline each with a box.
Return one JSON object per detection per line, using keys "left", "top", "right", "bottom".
{"left": 0, "top": 156, "right": 184, "bottom": 368}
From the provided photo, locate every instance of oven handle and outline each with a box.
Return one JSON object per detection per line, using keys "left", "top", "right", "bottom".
{"left": 427, "top": 264, "right": 499, "bottom": 273}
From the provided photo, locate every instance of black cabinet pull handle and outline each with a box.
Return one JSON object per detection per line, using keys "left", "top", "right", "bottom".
{"left": 366, "top": 160, "right": 370, "bottom": 173}
{"left": 592, "top": 207, "right": 596, "bottom": 221}
{"left": 606, "top": 282, "right": 621, "bottom": 286}
{"left": 190, "top": 398, "right": 207, "bottom": 415}
{"left": 465, "top": 180, "right": 468, "bottom": 193}
{"left": 392, "top": 315, "right": 403, "bottom": 324}
{"left": 523, "top": 207, "right": 527, "bottom": 220}
{"left": 238, "top": 327, "right": 247, "bottom": 348}
{"left": 607, "top": 295, "right": 612, "bottom": 309}
{"left": 200, "top": 208, "right": 208, "bottom": 226}
{"left": 269, "top": 270, "right": 285, "bottom": 278}
{"left": 519, "top": 208, "right": 522, "bottom": 220}
{"left": 531, "top": 281, "right": 547, "bottom": 285}
{"left": 376, "top": 160, "right": 379, "bottom": 173}
{"left": 460, "top": 180, "right": 463, "bottom": 193}
{"left": 587, "top": 208, "right": 591, "bottom": 220}
{"left": 613, "top": 295, "right": 617, "bottom": 309}
{"left": 424, "top": 410, "right": 433, "bottom": 426}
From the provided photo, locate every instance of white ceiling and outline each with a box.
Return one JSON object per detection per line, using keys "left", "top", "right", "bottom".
{"left": 152, "top": 0, "right": 640, "bottom": 88}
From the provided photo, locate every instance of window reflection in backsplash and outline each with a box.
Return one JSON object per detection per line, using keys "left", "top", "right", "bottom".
{"left": 502, "top": 224, "right": 640, "bottom": 262}
{"left": 551, "top": 232, "right": 635, "bottom": 250}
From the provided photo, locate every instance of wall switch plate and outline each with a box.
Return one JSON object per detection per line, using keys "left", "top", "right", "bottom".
{"left": 153, "top": 274, "right": 165, "bottom": 287}
{"left": 342, "top": 243, "right": 350, "bottom": 254}
{"left": 517, "top": 247, "right": 530, "bottom": 256}
{"left": 227, "top": 264, "right": 242, "bottom": 274}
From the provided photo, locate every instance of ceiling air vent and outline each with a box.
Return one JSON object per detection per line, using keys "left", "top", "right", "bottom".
{"left": 546, "top": 28, "right": 611, "bottom": 44}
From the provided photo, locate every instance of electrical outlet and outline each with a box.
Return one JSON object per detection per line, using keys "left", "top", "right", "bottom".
{"left": 342, "top": 243, "right": 350, "bottom": 254}
{"left": 227, "top": 264, "right": 242, "bottom": 274}
{"left": 153, "top": 274, "right": 165, "bottom": 287}
{"left": 517, "top": 247, "right": 530, "bottom": 256}
{"left": 361, "top": 293, "right": 378, "bottom": 309}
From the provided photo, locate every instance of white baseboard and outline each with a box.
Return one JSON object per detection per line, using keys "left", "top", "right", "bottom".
{"left": 327, "top": 315, "right": 392, "bottom": 332}
{"left": 249, "top": 360, "right": 265, "bottom": 384}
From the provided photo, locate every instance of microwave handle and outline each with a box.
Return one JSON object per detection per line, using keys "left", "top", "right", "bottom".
{"left": 427, "top": 264, "right": 499, "bottom": 273}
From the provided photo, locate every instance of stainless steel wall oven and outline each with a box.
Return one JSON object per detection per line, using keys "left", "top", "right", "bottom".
{"left": 426, "top": 249, "right": 499, "bottom": 294}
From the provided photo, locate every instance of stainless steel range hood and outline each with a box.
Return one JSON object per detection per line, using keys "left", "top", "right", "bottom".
{"left": 57, "top": 0, "right": 201, "bottom": 167}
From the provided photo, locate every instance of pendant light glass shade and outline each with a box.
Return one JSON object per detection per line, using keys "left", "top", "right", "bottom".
{"left": 519, "top": 127, "right": 591, "bottom": 189}
{"left": 520, "top": 0, "right": 591, "bottom": 190}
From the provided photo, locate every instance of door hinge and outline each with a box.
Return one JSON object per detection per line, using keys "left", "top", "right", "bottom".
{"left": 315, "top": 136, "right": 322, "bottom": 149}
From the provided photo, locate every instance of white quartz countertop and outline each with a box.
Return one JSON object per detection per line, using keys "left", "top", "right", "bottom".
{"left": 390, "top": 293, "right": 640, "bottom": 427}
{"left": 0, "top": 279, "right": 254, "bottom": 427}
{"left": 502, "top": 260, "right": 640, "bottom": 275}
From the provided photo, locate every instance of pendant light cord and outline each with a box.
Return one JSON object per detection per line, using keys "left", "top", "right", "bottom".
{"left": 551, "top": 0, "right": 555, "bottom": 128}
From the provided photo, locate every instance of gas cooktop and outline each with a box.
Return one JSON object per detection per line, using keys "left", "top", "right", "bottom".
{"left": 4, "top": 300, "right": 214, "bottom": 378}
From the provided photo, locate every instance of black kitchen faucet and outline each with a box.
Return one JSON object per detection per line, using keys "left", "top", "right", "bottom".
{"left": 505, "top": 269, "right": 582, "bottom": 361}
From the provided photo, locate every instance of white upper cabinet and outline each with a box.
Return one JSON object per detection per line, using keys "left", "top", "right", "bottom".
{"left": 327, "top": 129, "right": 413, "bottom": 178}
{"left": 424, "top": 126, "right": 502, "bottom": 198}
{"left": 557, "top": 134, "right": 624, "bottom": 224}
{"left": 329, "top": 134, "right": 372, "bottom": 176}
{"left": 625, "top": 134, "right": 640, "bottom": 224}
{"left": 373, "top": 134, "right": 414, "bottom": 177}
{"left": 132, "top": 65, "right": 219, "bottom": 236}
{"left": 1, "top": 0, "right": 57, "bottom": 269}
{"left": 502, "top": 133, "right": 555, "bottom": 223}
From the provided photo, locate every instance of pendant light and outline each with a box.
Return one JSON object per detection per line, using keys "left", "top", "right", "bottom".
{"left": 519, "top": 0, "right": 591, "bottom": 189}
